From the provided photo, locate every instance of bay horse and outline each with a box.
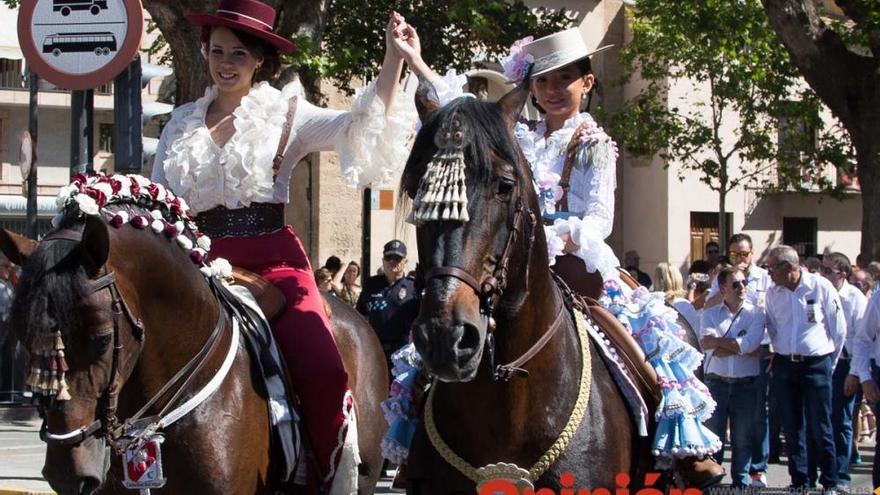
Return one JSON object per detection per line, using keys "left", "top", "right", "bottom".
{"left": 0, "top": 191, "right": 388, "bottom": 495}
{"left": 398, "top": 82, "right": 656, "bottom": 493}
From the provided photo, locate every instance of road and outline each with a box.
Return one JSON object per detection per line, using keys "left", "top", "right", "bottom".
{"left": 0, "top": 414, "right": 875, "bottom": 494}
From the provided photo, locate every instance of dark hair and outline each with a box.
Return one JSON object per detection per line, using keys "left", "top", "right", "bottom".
{"left": 201, "top": 26, "right": 281, "bottom": 83}
{"left": 825, "top": 252, "right": 852, "bottom": 277}
{"left": 728, "top": 233, "right": 753, "bottom": 249}
{"left": 688, "top": 259, "right": 712, "bottom": 275}
{"left": 530, "top": 57, "right": 599, "bottom": 114}
{"left": 706, "top": 241, "right": 719, "bottom": 250}
{"left": 717, "top": 266, "right": 742, "bottom": 287}
{"left": 402, "top": 97, "right": 521, "bottom": 199}
{"left": 324, "top": 256, "right": 342, "bottom": 273}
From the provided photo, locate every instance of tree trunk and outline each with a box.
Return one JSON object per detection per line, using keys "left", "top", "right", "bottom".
{"left": 144, "top": 0, "right": 326, "bottom": 104}
{"left": 857, "top": 139, "right": 880, "bottom": 260}
{"left": 719, "top": 188, "right": 728, "bottom": 253}
{"left": 762, "top": 0, "right": 880, "bottom": 261}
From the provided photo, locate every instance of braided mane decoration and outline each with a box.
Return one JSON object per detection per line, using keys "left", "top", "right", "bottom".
{"left": 26, "top": 173, "right": 227, "bottom": 401}
{"left": 407, "top": 111, "right": 470, "bottom": 225}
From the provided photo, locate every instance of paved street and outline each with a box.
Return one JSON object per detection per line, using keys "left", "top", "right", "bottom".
{"left": 0, "top": 409, "right": 875, "bottom": 494}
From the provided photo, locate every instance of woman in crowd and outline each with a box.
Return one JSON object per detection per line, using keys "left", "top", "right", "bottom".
{"left": 333, "top": 261, "right": 362, "bottom": 306}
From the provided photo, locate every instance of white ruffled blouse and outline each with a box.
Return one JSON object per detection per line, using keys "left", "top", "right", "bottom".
{"left": 514, "top": 113, "right": 621, "bottom": 279}
{"left": 151, "top": 80, "right": 417, "bottom": 214}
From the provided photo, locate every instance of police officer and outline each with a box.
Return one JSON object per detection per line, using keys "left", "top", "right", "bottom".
{"left": 356, "top": 240, "right": 419, "bottom": 374}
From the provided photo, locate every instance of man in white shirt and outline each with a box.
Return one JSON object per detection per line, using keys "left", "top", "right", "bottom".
{"left": 705, "top": 232, "right": 774, "bottom": 486}
{"left": 819, "top": 252, "right": 867, "bottom": 490}
{"left": 765, "top": 245, "right": 847, "bottom": 491}
{"left": 850, "top": 277, "right": 880, "bottom": 489}
{"left": 700, "top": 266, "right": 766, "bottom": 487}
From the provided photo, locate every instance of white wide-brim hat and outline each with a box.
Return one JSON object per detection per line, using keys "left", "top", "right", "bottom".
{"left": 524, "top": 28, "right": 614, "bottom": 79}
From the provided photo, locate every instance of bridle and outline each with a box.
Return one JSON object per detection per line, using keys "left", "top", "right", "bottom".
{"left": 422, "top": 186, "right": 566, "bottom": 382}
{"left": 35, "top": 228, "right": 229, "bottom": 453}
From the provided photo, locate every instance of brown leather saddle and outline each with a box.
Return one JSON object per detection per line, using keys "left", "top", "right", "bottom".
{"left": 231, "top": 266, "right": 286, "bottom": 321}
{"left": 553, "top": 254, "right": 661, "bottom": 406}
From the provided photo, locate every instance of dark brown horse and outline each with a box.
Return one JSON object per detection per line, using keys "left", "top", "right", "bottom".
{"left": 398, "top": 83, "right": 655, "bottom": 493}
{"left": 0, "top": 201, "right": 387, "bottom": 495}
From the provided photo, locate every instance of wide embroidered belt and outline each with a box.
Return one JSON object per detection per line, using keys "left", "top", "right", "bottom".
{"left": 196, "top": 203, "right": 285, "bottom": 238}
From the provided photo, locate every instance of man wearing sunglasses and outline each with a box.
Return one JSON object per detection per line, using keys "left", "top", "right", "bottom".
{"left": 704, "top": 233, "right": 774, "bottom": 485}
{"left": 699, "top": 266, "right": 766, "bottom": 488}
{"left": 765, "top": 245, "right": 847, "bottom": 492}
{"left": 818, "top": 253, "right": 867, "bottom": 491}
{"left": 356, "top": 239, "right": 420, "bottom": 374}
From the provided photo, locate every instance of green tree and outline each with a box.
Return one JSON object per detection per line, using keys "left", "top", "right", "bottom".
{"left": 4, "top": 0, "right": 569, "bottom": 102}
{"left": 762, "top": 0, "right": 880, "bottom": 260}
{"left": 609, "top": 0, "right": 851, "bottom": 249}
{"left": 316, "top": 0, "right": 569, "bottom": 95}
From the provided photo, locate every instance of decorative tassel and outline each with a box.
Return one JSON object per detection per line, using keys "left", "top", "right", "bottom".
{"left": 57, "top": 379, "right": 71, "bottom": 401}
{"left": 26, "top": 369, "right": 40, "bottom": 389}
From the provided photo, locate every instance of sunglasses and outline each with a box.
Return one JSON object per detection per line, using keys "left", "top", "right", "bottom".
{"left": 729, "top": 250, "right": 752, "bottom": 259}
{"left": 731, "top": 280, "right": 746, "bottom": 290}
{"left": 383, "top": 255, "right": 404, "bottom": 262}
{"left": 707, "top": 249, "right": 719, "bottom": 255}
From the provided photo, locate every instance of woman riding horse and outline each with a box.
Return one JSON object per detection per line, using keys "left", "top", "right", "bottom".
{"left": 150, "top": 0, "right": 439, "bottom": 491}
{"left": 384, "top": 28, "right": 723, "bottom": 488}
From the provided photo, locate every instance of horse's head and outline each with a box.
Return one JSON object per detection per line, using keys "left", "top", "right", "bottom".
{"left": 402, "top": 81, "right": 543, "bottom": 382}
{"left": 0, "top": 214, "right": 141, "bottom": 494}
{"left": 0, "top": 175, "right": 211, "bottom": 495}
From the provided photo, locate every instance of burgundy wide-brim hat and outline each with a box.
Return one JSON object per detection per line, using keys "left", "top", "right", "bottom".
{"left": 185, "top": 0, "right": 296, "bottom": 54}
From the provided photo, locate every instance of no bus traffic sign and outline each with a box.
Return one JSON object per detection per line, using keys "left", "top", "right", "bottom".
{"left": 17, "top": 0, "right": 144, "bottom": 90}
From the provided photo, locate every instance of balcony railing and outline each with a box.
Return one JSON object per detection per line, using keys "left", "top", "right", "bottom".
{"left": 0, "top": 58, "right": 113, "bottom": 94}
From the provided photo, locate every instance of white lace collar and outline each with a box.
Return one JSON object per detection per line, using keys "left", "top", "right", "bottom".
{"left": 161, "top": 81, "right": 290, "bottom": 213}
{"left": 514, "top": 113, "right": 600, "bottom": 171}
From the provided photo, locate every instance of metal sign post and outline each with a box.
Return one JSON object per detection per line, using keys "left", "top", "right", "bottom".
{"left": 113, "top": 55, "right": 142, "bottom": 174}
{"left": 70, "top": 89, "right": 94, "bottom": 176}
{"left": 26, "top": 70, "right": 38, "bottom": 240}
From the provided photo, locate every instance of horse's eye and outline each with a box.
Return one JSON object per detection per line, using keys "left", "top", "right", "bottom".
{"left": 89, "top": 333, "right": 112, "bottom": 357}
{"left": 496, "top": 178, "right": 515, "bottom": 198}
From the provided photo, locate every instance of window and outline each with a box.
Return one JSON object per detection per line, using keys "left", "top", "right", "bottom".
{"left": 99, "top": 123, "right": 113, "bottom": 152}
{"left": 783, "top": 217, "right": 818, "bottom": 257}
{"left": 0, "top": 59, "right": 23, "bottom": 89}
{"left": 777, "top": 102, "right": 819, "bottom": 190}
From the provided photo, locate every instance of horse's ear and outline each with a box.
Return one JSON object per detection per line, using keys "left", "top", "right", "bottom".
{"left": 498, "top": 69, "right": 532, "bottom": 127}
{"left": 415, "top": 78, "right": 441, "bottom": 123}
{"left": 0, "top": 229, "right": 37, "bottom": 266}
{"left": 78, "top": 216, "right": 109, "bottom": 277}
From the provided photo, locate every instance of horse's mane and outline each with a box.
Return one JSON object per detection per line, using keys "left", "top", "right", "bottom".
{"left": 400, "top": 97, "right": 523, "bottom": 200}
{"left": 12, "top": 173, "right": 206, "bottom": 347}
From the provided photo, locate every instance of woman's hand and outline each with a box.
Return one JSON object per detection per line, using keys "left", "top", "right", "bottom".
{"left": 384, "top": 12, "right": 405, "bottom": 63}
{"left": 558, "top": 231, "right": 580, "bottom": 254}
{"left": 391, "top": 19, "right": 421, "bottom": 64}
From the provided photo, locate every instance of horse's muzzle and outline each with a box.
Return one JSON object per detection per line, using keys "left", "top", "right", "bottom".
{"left": 413, "top": 317, "right": 484, "bottom": 382}
{"left": 43, "top": 439, "right": 109, "bottom": 495}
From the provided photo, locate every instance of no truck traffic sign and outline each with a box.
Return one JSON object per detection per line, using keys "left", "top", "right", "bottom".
{"left": 17, "top": 0, "right": 144, "bottom": 90}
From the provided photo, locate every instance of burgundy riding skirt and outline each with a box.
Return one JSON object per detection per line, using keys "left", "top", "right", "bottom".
{"left": 210, "top": 226, "right": 350, "bottom": 487}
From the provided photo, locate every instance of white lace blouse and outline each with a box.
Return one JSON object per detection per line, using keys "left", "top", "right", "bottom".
{"left": 514, "top": 113, "right": 621, "bottom": 278}
{"left": 151, "top": 80, "right": 417, "bottom": 214}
